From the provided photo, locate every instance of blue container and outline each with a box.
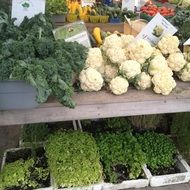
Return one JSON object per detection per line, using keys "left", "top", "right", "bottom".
{"left": 0, "top": 81, "right": 38, "bottom": 110}
{"left": 110, "top": 18, "right": 121, "bottom": 23}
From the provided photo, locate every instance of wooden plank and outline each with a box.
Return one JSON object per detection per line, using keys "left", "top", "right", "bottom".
{"left": 0, "top": 81, "right": 190, "bottom": 126}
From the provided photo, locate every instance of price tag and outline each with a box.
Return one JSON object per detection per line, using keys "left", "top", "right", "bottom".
{"left": 81, "top": 0, "right": 95, "bottom": 7}
{"left": 11, "top": 0, "right": 46, "bottom": 26}
{"left": 122, "top": 0, "right": 137, "bottom": 11}
{"left": 136, "top": 13, "right": 177, "bottom": 46}
{"left": 53, "top": 21, "right": 91, "bottom": 48}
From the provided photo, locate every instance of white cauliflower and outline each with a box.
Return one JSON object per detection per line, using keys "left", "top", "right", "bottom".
{"left": 177, "top": 62, "right": 190, "bottom": 81}
{"left": 102, "top": 34, "right": 123, "bottom": 52}
{"left": 119, "top": 60, "right": 141, "bottom": 80}
{"left": 152, "top": 73, "right": 176, "bottom": 95}
{"left": 167, "top": 53, "right": 186, "bottom": 72}
{"left": 125, "top": 39, "right": 153, "bottom": 64}
{"left": 120, "top": 34, "right": 135, "bottom": 48}
{"left": 152, "top": 47, "right": 162, "bottom": 57}
{"left": 79, "top": 68, "right": 104, "bottom": 92}
{"left": 135, "top": 72, "right": 152, "bottom": 90}
{"left": 148, "top": 55, "right": 173, "bottom": 76}
{"left": 157, "top": 34, "right": 179, "bottom": 55}
{"left": 180, "top": 0, "right": 190, "bottom": 7}
{"left": 104, "top": 64, "right": 118, "bottom": 82}
{"left": 109, "top": 76, "right": 129, "bottom": 95}
{"left": 85, "top": 48, "right": 104, "bottom": 73}
{"left": 106, "top": 47, "right": 126, "bottom": 66}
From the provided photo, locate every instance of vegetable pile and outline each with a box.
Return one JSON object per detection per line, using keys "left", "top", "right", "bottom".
{"left": 140, "top": 3, "right": 175, "bottom": 17}
{"left": 79, "top": 33, "right": 190, "bottom": 96}
{"left": 0, "top": 11, "right": 87, "bottom": 108}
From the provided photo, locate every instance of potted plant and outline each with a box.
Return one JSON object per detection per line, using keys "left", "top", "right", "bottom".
{"left": 96, "top": 131, "right": 150, "bottom": 190}
{"left": 45, "top": 131, "right": 103, "bottom": 190}
{"left": 46, "top": 0, "right": 68, "bottom": 23}
{"left": 0, "top": 147, "right": 52, "bottom": 190}
{"left": 136, "top": 132, "right": 190, "bottom": 187}
{"left": 19, "top": 123, "right": 49, "bottom": 147}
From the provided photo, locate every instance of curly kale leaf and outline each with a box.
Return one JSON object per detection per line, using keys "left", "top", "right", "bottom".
{"left": 34, "top": 38, "right": 55, "bottom": 59}
{"left": 1, "top": 38, "right": 35, "bottom": 59}
{"left": 55, "top": 40, "right": 88, "bottom": 73}
{"left": 20, "top": 13, "right": 54, "bottom": 39}
{"left": 0, "top": 58, "right": 15, "bottom": 80}
{"left": 10, "top": 60, "right": 51, "bottom": 103}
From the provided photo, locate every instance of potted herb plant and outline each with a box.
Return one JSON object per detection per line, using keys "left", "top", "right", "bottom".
{"left": 0, "top": 147, "right": 52, "bottom": 190}
{"left": 45, "top": 131, "right": 103, "bottom": 190}
{"left": 96, "top": 131, "right": 150, "bottom": 190}
{"left": 19, "top": 123, "right": 49, "bottom": 147}
{"left": 136, "top": 132, "right": 190, "bottom": 187}
{"left": 46, "top": 0, "right": 68, "bottom": 23}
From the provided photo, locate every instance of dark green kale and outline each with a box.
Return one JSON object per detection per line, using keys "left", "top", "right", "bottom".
{"left": 0, "top": 58, "right": 15, "bottom": 80}
{"left": 10, "top": 60, "right": 51, "bottom": 103}
{"left": 1, "top": 38, "right": 35, "bottom": 59}
{"left": 0, "top": 11, "right": 88, "bottom": 108}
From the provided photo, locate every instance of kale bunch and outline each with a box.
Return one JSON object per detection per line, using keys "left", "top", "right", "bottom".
{"left": 0, "top": 11, "right": 88, "bottom": 108}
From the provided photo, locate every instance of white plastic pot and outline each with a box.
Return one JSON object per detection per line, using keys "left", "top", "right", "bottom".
{"left": 102, "top": 165, "right": 150, "bottom": 190}
{"left": 148, "top": 155, "right": 190, "bottom": 187}
{"left": 1, "top": 147, "right": 53, "bottom": 190}
{"left": 52, "top": 178, "right": 103, "bottom": 190}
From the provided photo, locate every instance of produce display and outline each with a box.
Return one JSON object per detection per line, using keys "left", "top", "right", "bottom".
{"left": 0, "top": 12, "right": 87, "bottom": 108}
{"left": 0, "top": 0, "right": 190, "bottom": 109}
{"left": 79, "top": 33, "right": 189, "bottom": 96}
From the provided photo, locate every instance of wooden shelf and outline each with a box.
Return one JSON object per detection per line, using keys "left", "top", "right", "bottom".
{"left": 0, "top": 81, "right": 190, "bottom": 126}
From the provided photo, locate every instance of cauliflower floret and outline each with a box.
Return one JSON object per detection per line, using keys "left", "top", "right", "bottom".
{"left": 109, "top": 76, "right": 129, "bottom": 95}
{"left": 135, "top": 72, "right": 152, "bottom": 90}
{"left": 180, "top": 0, "right": 190, "bottom": 7}
{"left": 119, "top": 60, "right": 141, "bottom": 80}
{"left": 152, "top": 73, "right": 176, "bottom": 95}
{"left": 152, "top": 47, "right": 162, "bottom": 57}
{"left": 148, "top": 55, "right": 173, "bottom": 76}
{"left": 167, "top": 53, "right": 186, "bottom": 72}
{"left": 120, "top": 34, "right": 135, "bottom": 48}
{"left": 125, "top": 39, "right": 153, "bottom": 64}
{"left": 79, "top": 68, "right": 104, "bottom": 91}
{"left": 102, "top": 34, "right": 123, "bottom": 52}
{"left": 104, "top": 64, "right": 118, "bottom": 82}
{"left": 85, "top": 48, "right": 104, "bottom": 72}
{"left": 177, "top": 62, "right": 190, "bottom": 81}
{"left": 106, "top": 47, "right": 126, "bottom": 66}
{"left": 183, "top": 52, "right": 190, "bottom": 62}
{"left": 157, "top": 34, "right": 179, "bottom": 55}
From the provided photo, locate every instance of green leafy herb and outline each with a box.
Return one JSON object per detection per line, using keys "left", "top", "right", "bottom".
{"left": 45, "top": 131, "right": 102, "bottom": 188}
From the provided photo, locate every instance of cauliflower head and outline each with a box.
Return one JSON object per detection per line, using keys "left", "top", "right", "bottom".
{"left": 106, "top": 47, "right": 126, "bottom": 66}
{"left": 148, "top": 55, "right": 173, "bottom": 76}
{"left": 125, "top": 39, "right": 153, "bottom": 64}
{"left": 180, "top": 0, "right": 190, "bottom": 7}
{"left": 79, "top": 68, "right": 104, "bottom": 91}
{"left": 167, "top": 52, "right": 186, "bottom": 72}
{"left": 152, "top": 73, "right": 176, "bottom": 95}
{"left": 104, "top": 64, "right": 118, "bottom": 82}
{"left": 152, "top": 47, "right": 162, "bottom": 57}
{"left": 135, "top": 72, "right": 152, "bottom": 90}
{"left": 102, "top": 34, "right": 123, "bottom": 52}
{"left": 119, "top": 60, "right": 141, "bottom": 80}
{"left": 157, "top": 34, "right": 179, "bottom": 55}
{"left": 121, "top": 34, "right": 135, "bottom": 48}
{"left": 177, "top": 62, "right": 190, "bottom": 81}
{"left": 109, "top": 76, "right": 129, "bottom": 95}
{"left": 85, "top": 48, "right": 104, "bottom": 71}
